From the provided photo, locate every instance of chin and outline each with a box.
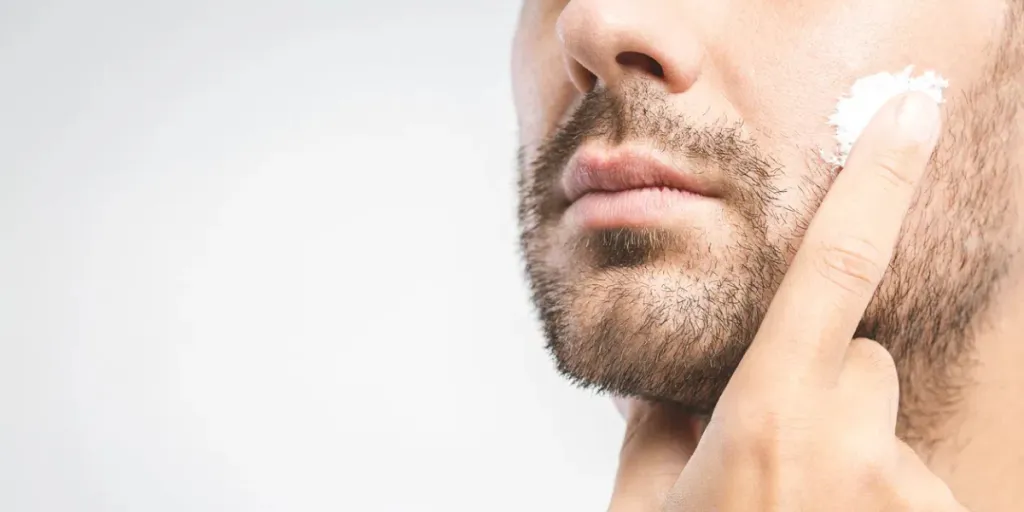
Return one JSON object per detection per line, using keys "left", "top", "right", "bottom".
{"left": 528, "top": 239, "right": 786, "bottom": 413}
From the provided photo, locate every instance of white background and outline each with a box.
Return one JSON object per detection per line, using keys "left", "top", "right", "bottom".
{"left": 0, "top": 1, "right": 624, "bottom": 511}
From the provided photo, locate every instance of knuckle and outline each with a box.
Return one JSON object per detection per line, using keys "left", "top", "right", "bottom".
{"left": 719, "top": 395, "right": 817, "bottom": 470}
{"left": 720, "top": 396, "right": 784, "bottom": 451}
{"left": 815, "top": 236, "right": 889, "bottom": 293}
{"left": 847, "top": 338, "right": 897, "bottom": 373}
{"left": 736, "top": 419, "right": 786, "bottom": 466}
{"left": 871, "top": 145, "right": 921, "bottom": 191}
{"left": 834, "top": 432, "right": 892, "bottom": 479}
{"left": 841, "top": 339, "right": 900, "bottom": 405}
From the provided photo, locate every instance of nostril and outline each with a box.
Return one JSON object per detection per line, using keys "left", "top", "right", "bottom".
{"left": 615, "top": 51, "right": 665, "bottom": 79}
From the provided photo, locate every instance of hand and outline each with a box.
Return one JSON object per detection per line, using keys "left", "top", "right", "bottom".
{"left": 607, "top": 92, "right": 967, "bottom": 511}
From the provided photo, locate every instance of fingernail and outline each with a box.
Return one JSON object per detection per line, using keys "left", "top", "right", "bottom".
{"left": 896, "top": 92, "right": 941, "bottom": 145}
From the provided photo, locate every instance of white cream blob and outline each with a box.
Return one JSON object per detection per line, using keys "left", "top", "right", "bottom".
{"left": 825, "top": 66, "right": 949, "bottom": 167}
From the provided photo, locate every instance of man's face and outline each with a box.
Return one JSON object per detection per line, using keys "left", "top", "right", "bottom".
{"left": 514, "top": 0, "right": 1022, "bottom": 415}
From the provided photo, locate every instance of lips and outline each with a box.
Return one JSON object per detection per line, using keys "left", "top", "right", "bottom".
{"left": 562, "top": 147, "right": 720, "bottom": 203}
{"left": 560, "top": 146, "right": 722, "bottom": 229}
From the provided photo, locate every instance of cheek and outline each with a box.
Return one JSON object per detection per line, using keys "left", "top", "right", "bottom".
{"left": 718, "top": 0, "right": 1000, "bottom": 258}
{"left": 727, "top": 0, "right": 995, "bottom": 144}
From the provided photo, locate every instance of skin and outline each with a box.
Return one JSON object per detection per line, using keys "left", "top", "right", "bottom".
{"left": 512, "top": 0, "right": 1023, "bottom": 510}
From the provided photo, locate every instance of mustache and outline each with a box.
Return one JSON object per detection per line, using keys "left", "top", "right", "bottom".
{"left": 520, "top": 81, "right": 782, "bottom": 223}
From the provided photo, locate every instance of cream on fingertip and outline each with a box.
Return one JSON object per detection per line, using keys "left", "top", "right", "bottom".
{"left": 824, "top": 66, "right": 948, "bottom": 167}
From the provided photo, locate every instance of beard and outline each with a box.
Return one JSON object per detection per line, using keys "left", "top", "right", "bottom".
{"left": 517, "top": 39, "right": 1021, "bottom": 439}
{"left": 519, "top": 82, "right": 792, "bottom": 413}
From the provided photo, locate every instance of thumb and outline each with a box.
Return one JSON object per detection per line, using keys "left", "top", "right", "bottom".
{"left": 608, "top": 399, "right": 703, "bottom": 512}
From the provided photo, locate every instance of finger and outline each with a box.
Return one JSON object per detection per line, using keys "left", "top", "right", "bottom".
{"left": 891, "top": 441, "right": 968, "bottom": 511}
{"left": 837, "top": 338, "right": 900, "bottom": 432}
{"left": 607, "top": 401, "right": 701, "bottom": 512}
{"left": 738, "top": 91, "right": 942, "bottom": 383}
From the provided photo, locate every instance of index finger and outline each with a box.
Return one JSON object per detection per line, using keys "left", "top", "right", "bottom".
{"left": 737, "top": 92, "right": 942, "bottom": 382}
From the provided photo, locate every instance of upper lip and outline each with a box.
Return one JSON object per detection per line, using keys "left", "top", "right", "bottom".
{"left": 561, "top": 146, "right": 721, "bottom": 203}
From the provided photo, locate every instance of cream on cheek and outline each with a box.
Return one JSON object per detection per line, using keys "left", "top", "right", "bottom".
{"left": 760, "top": 2, "right": 969, "bottom": 168}
{"left": 824, "top": 66, "right": 949, "bottom": 167}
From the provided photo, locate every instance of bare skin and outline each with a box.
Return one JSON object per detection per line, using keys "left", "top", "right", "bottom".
{"left": 512, "top": 0, "right": 1024, "bottom": 510}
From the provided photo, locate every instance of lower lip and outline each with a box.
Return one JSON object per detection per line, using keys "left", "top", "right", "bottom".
{"left": 565, "top": 187, "right": 717, "bottom": 230}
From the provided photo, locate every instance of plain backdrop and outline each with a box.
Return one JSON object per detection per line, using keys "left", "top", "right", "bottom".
{"left": 0, "top": 1, "right": 625, "bottom": 511}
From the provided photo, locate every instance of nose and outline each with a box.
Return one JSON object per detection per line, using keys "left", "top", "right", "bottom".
{"left": 556, "top": 0, "right": 703, "bottom": 94}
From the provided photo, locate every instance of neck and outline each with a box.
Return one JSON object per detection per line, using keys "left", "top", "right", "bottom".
{"left": 913, "top": 282, "right": 1024, "bottom": 511}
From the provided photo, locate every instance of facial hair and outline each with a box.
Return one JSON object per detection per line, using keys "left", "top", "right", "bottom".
{"left": 517, "top": 42, "right": 1019, "bottom": 442}
{"left": 520, "top": 81, "right": 790, "bottom": 413}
